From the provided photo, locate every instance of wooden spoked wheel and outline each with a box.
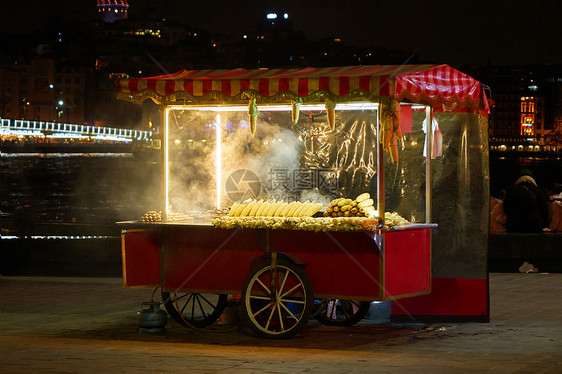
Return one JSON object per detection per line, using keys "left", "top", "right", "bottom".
{"left": 314, "top": 299, "right": 371, "bottom": 326}
{"left": 161, "top": 291, "right": 228, "bottom": 328}
{"left": 241, "top": 256, "right": 313, "bottom": 339}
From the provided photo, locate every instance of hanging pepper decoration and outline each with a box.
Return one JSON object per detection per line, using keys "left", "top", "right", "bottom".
{"left": 380, "top": 100, "right": 392, "bottom": 151}
{"left": 389, "top": 134, "right": 399, "bottom": 164}
{"left": 248, "top": 97, "right": 258, "bottom": 136}
{"left": 325, "top": 98, "right": 336, "bottom": 130}
{"left": 292, "top": 97, "right": 302, "bottom": 124}
{"left": 391, "top": 100, "right": 402, "bottom": 142}
{"left": 380, "top": 99, "right": 402, "bottom": 164}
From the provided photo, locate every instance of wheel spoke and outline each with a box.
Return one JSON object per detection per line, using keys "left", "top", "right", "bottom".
{"left": 176, "top": 293, "right": 193, "bottom": 302}
{"left": 339, "top": 300, "right": 352, "bottom": 319}
{"left": 256, "top": 277, "right": 272, "bottom": 296}
{"left": 315, "top": 299, "right": 330, "bottom": 317}
{"left": 264, "top": 304, "right": 277, "bottom": 330}
{"left": 178, "top": 293, "right": 195, "bottom": 315}
{"left": 314, "top": 299, "right": 371, "bottom": 327}
{"left": 195, "top": 295, "right": 208, "bottom": 319}
{"left": 280, "top": 282, "right": 303, "bottom": 300}
{"left": 277, "top": 270, "right": 289, "bottom": 298}
{"left": 243, "top": 259, "right": 312, "bottom": 338}
{"left": 279, "top": 301, "right": 298, "bottom": 320}
{"left": 188, "top": 296, "right": 194, "bottom": 319}
{"left": 327, "top": 300, "right": 337, "bottom": 319}
{"left": 197, "top": 294, "right": 218, "bottom": 309}
{"left": 280, "top": 298, "right": 305, "bottom": 305}
{"left": 277, "top": 302, "right": 285, "bottom": 331}
{"left": 163, "top": 292, "right": 228, "bottom": 328}
{"left": 252, "top": 301, "right": 274, "bottom": 318}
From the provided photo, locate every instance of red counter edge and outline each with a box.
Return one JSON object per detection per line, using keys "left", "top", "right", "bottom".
{"left": 390, "top": 275, "right": 490, "bottom": 322}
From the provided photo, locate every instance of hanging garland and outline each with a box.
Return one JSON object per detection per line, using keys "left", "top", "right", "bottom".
{"left": 380, "top": 99, "right": 402, "bottom": 164}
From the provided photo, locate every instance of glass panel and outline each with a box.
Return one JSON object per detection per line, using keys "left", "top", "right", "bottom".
{"left": 165, "top": 104, "right": 382, "bottom": 217}
{"left": 383, "top": 108, "right": 428, "bottom": 224}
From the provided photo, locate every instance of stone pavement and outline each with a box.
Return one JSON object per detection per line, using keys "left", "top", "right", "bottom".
{"left": 0, "top": 273, "right": 561, "bottom": 373}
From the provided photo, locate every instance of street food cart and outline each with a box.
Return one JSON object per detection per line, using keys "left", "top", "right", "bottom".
{"left": 115, "top": 65, "right": 489, "bottom": 338}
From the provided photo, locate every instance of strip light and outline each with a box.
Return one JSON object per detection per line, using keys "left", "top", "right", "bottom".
{"left": 216, "top": 114, "right": 222, "bottom": 209}
{"left": 167, "top": 102, "right": 380, "bottom": 112}
{"left": 164, "top": 107, "right": 170, "bottom": 217}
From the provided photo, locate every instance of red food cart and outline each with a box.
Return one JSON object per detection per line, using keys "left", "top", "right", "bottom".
{"left": 115, "top": 65, "right": 488, "bottom": 338}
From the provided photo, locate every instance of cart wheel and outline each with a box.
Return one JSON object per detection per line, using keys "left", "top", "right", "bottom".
{"left": 314, "top": 299, "right": 371, "bottom": 326}
{"left": 161, "top": 291, "right": 228, "bottom": 328}
{"left": 241, "top": 257, "right": 313, "bottom": 339}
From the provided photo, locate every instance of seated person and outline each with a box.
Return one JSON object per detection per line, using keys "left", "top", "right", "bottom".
{"left": 503, "top": 169, "right": 549, "bottom": 233}
{"left": 490, "top": 188, "right": 507, "bottom": 232}
{"left": 544, "top": 183, "right": 562, "bottom": 232}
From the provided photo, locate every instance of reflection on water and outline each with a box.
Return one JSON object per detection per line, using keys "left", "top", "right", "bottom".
{"left": 0, "top": 152, "right": 161, "bottom": 225}
{"left": 1, "top": 235, "right": 116, "bottom": 239}
{"left": 2, "top": 152, "right": 560, "bottom": 225}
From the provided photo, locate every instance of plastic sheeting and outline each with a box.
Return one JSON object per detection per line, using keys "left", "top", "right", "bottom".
{"left": 423, "top": 112, "right": 489, "bottom": 279}
{"left": 299, "top": 109, "right": 489, "bottom": 279}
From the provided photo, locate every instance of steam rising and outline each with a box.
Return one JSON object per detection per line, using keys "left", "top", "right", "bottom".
{"left": 167, "top": 109, "right": 304, "bottom": 212}
{"left": 165, "top": 107, "right": 383, "bottom": 213}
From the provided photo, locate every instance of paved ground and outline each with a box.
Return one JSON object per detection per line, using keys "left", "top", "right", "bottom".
{"left": 1, "top": 273, "right": 561, "bottom": 373}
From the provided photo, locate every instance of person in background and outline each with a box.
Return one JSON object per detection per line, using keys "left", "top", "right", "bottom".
{"left": 490, "top": 188, "right": 507, "bottom": 232}
{"left": 544, "top": 183, "right": 562, "bottom": 232}
{"left": 503, "top": 169, "right": 549, "bottom": 233}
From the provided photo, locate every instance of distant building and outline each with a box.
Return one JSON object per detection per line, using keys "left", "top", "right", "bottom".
{"left": 0, "top": 58, "right": 88, "bottom": 124}
{"left": 0, "top": 59, "right": 55, "bottom": 121}
{"left": 54, "top": 66, "right": 87, "bottom": 124}
{"left": 97, "top": 0, "right": 129, "bottom": 23}
{"left": 0, "top": 65, "right": 23, "bottom": 119}
{"left": 470, "top": 65, "right": 562, "bottom": 153}
{"left": 520, "top": 96, "right": 543, "bottom": 137}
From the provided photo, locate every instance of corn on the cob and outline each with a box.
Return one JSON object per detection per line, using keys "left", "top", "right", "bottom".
{"left": 356, "top": 193, "right": 370, "bottom": 203}
{"left": 256, "top": 202, "right": 269, "bottom": 216}
{"left": 273, "top": 202, "right": 288, "bottom": 217}
{"left": 228, "top": 202, "right": 240, "bottom": 216}
{"left": 239, "top": 201, "right": 256, "bottom": 217}
{"left": 293, "top": 203, "right": 308, "bottom": 217}
{"left": 358, "top": 199, "right": 374, "bottom": 208}
{"left": 248, "top": 200, "right": 263, "bottom": 216}
{"left": 233, "top": 203, "right": 247, "bottom": 217}
{"left": 286, "top": 202, "right": 301, "bottom": 217}
{"left": 266, "top": 201, "right": 283, "bottom": 216}
{"left": 303, "top": 203, "right": 322, "bottom": 217}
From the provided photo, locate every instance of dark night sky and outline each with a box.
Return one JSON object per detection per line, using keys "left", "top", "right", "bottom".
{"left": 1, "top": 0, "right": 562, "bottom": 66}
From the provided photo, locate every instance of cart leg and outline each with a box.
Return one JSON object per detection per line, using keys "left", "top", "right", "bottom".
{"left": 241, "top": 255, "right": 313, "bottom": 339}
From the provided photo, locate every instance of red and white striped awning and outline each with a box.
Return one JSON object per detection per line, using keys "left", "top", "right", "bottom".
{"left": 115, "top": 64, "right": 489, "bottom": 113}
